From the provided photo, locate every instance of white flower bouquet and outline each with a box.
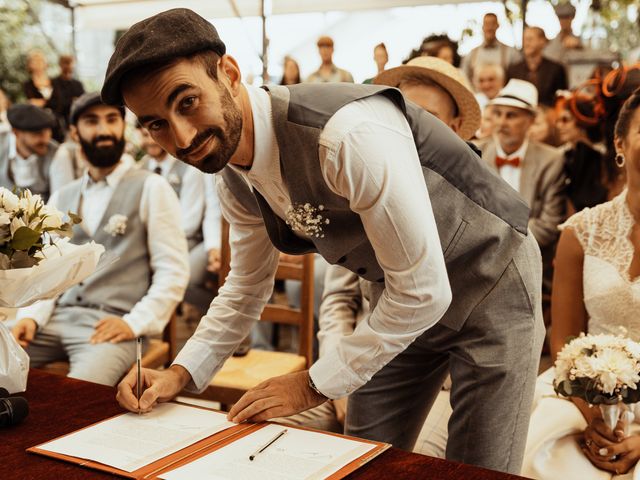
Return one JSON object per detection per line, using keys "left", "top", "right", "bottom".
{"left": 554, "top": 332, "right": 640, "bottom": 430}
{"left": 0, "top": 187, "right": 105, "bottom": 308}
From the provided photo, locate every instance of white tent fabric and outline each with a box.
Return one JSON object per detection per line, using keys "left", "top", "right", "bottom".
{"left": 71, "top": 0, "right": 481, "bottom": 30}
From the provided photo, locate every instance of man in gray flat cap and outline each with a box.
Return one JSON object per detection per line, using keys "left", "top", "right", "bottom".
{"left": 0, "top": 104, "right": 58, "bottom": 200}
{"left": 107, "top": 8, "right": 543, "bottom": 474}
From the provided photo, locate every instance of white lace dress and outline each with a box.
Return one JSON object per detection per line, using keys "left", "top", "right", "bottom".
{"left": 522, "top": 191, "right": 640, "bottom": 480}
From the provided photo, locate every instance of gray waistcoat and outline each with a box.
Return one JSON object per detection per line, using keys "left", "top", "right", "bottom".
{"left": 220, "top": 84, "right": 530, "bottom": 330}
{"left": 0, "top": 131, "right": 57, "bottom": 201}
{"left": 55, "top": 167, "right": 152, "bottom": 315}
{"left": 141, "top": 154, "right": 189, "bottom": 196}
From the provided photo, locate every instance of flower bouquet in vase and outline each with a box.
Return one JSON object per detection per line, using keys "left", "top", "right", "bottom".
{"left": 554, "top": 333, "right": 640, "bottom": 433}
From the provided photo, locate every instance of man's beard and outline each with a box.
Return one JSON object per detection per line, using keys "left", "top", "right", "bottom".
{"left": 80, "top": 135, "right": 125, "bottom": 168}
{"left": 175, "top": 86, "right": 242, "bottom": 174}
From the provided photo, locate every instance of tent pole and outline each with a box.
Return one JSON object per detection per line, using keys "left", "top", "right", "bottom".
{"left": 71, "top": 6, "right": 77, "bottom": 57}
{"left": 261, "top": 0, "right": 269, "bottom": 84}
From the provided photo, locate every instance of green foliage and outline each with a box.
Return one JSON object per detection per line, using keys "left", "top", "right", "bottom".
{"left": 593, "top": 0, "right": 640, "bottom": 59}
{"left": 0, "top": 0, "right": 52, "bottom": 102}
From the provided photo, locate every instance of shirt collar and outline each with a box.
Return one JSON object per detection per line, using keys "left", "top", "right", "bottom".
{"left": 495, "top": 137, "right": 529, "bottom": 161}
{"left": 231, "top": 84, "right": 280, "bottom": 184}
{"left": 148, "top": 154, "right": 176, "bottom": 173}
{"left": 81, "top": 158, "right": 131, "bottom": 190}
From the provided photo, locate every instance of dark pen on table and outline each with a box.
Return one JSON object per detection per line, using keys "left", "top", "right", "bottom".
{"left": 249, "top": 429, "right": 288, "bottom": 461}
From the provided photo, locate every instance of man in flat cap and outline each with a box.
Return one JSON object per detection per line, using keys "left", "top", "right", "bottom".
{"left": 0, "top": 104, "right": 58, "bottom": 200}
{"left": 108, "top": 9, "right": 543, "bottom": 474}
{"left": 12, "top": 92, "right": 189, "bottom": 386}
{"left": 545, "top": 2, "right": 582, "bottom": 64}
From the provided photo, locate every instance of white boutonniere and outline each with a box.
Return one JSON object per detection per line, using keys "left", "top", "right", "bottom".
{"left": 103, "top": 214, "right": 127, "bottom": 236}
{"left": 168, "top": 173, "right": 181, "bottom": 186}
{"left": 285, "top": 203, "right": 330, "bottom": 238}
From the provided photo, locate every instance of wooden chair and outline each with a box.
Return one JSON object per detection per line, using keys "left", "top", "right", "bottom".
{"left": 40, "top": 310, "right": 178, "bottom": 377}
{"left": 186, "top": 218, "right": 315, "bottom": 406}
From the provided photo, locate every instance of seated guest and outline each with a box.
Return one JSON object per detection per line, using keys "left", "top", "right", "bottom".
{"left": 473, "top": 63, "right": 505, "bottom": 110}
{"left": 555, "top": 92, "right": 609, "bottom": 214}
{"left": 374, "top": 55, "right": 481, "bottom": 141}
{"left": 507, "top": 27, "right": 568, "bottom": 106}
{"left": 476, "top": 79, "right": 566, "bottom": 300}
{"left": 138, "top": 126, "right": 208, "bottom": 312}
{"left": 0, "top": 104, "right": 58, "bottom": 200}
{"left": 11, "top": 92, "right": 189, "bottom": 386}
{"left": 522, "top": 88, "right": 640, "bottom": 480}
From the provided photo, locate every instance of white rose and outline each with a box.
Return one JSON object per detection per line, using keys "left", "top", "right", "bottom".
{"left": 18, "top": 190, "right": 44, "bottom": 216}
{"left": 10, "top": 216, "right": 26, "bottom": 236}
{"left": 0, "top": 189, "right": 19, "bottom": 212}
{"left": 0, "top": 210, "right": 11, "bottom": 227}
{"left": 41, "top": 206, "right": 64, "bottom": 229}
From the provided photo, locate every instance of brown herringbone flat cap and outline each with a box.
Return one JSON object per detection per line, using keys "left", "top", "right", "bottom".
{"left": 101, "top": 8, "right": 226, "bottom": 105}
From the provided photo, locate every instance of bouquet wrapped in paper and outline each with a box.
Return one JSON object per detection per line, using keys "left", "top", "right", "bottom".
{"left": 0, "top": 187, "right": 105, "bottom": 307}
{"left": 554, "top": 332, "right": 640, "bottom": 431}
{"left": 0, "top": 187, "right": 104, "bottom": 393}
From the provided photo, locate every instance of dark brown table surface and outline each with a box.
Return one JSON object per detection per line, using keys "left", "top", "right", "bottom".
{"left": 3, "top": 370, "right": 528, "bottom": 479}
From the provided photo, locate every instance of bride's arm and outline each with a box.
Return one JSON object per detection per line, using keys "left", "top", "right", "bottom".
{"left": 550, "top": 228, "right": 588, "bottom": 362}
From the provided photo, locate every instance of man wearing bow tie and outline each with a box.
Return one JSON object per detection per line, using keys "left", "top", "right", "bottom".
{"left": 476, "top": 78, "right": 566, "bottom": 305}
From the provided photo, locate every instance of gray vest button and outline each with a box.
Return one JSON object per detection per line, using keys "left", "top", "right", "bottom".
{"left": 377, "top": 277, "right": 384, "bottom": 283}
{"left": 357, "top": 267, "right": 367, "bottom": 275}
{"left": 338, "top": 256, "right": 347, "bottom": 263}
{"left": 76, "top": 295, "right": 82, "bottom": 302}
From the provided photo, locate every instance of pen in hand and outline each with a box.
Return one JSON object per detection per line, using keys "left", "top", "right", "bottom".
{"left": 136, "top": 337, "right": 142, "bottom": 415}
{"left": 249, "top": 429, "right": 288, "bottom": 461}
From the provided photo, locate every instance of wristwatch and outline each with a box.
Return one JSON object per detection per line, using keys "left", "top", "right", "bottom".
{"left": 308, "top": 374, "right": 327, "bottom": 399}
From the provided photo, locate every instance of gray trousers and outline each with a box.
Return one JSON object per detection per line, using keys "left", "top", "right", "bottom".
{"left": 25, "top": 306, "right": 137, "bottom": 386}
{"left": 346, "top": 233, "right": 545, "bottom": 474}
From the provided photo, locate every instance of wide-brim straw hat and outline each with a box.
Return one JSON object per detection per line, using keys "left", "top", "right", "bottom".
{"left": 373, "top": 56, "right": 481, "bottom": 140}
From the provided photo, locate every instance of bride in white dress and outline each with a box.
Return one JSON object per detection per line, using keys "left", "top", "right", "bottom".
{"left": 522, "top": 89, "right": 640, "bottom": 479}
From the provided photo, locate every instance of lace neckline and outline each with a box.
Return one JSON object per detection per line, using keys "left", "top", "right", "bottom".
{"left": 615, "top": 190, "right": 639, "bottom": 283}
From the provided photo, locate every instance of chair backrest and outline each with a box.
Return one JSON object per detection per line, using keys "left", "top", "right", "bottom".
{"left": 219, "top": 218, "right": 315, "bottom": 367}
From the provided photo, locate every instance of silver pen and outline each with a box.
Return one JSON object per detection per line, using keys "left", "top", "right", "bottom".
{"left": 136, "top": 337, "right": 142, "bottom": 415}
{"left": 249, "top": 429, "right": 288, "bottom": 461}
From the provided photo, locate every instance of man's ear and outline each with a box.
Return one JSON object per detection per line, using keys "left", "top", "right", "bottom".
{"left": 69, "top": 125, "right": 79, "bottom": 143}
{"left": 219, "top": 55, "right": 242, "bottom": 96}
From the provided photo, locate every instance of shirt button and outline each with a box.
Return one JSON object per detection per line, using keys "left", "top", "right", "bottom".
{"left": 338, "top": 256, "right": 347, "bottom": 264}
{"left": 357, "top": 267, "right": 367, "bottom": 275}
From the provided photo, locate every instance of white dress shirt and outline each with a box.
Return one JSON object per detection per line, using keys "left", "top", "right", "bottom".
{"left": 16, "top": 160, "right": 190, "bottom": 337}
{"left": 495, "top": 138, "right": 529, "bottom": 193}
{"left": 203, "top": 176, "right": 221, "bottom": 251}
{"left": 8, "top": 134, "right": 39, "bottom": 189}
{"left": 146, "top": 155, "right": 205, "bottom": 240}
{"left": 174, "top": 85, "right": 452, "bottom": 399}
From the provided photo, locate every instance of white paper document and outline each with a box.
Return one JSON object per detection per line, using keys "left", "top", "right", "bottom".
{"left": 160, "top": 423, "right": 377, "bottom": 480}
{"left": 37, "top": 403, "right": 236, "bottom": 472}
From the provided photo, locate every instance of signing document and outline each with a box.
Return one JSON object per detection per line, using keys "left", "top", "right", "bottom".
{"left": 36, "top": 403, "right": 235, "bottom": 472}
{"left": 160, "top": 423, "right": 377, "bottom": 480}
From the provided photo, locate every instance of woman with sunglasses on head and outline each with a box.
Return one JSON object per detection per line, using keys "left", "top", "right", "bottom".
{"left": 522, "top": 84, "right": 640, "bottom": 479}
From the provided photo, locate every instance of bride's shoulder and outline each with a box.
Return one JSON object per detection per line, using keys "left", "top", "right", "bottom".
{"left": 560, "top": 194, "right": 625, "bottom": 248}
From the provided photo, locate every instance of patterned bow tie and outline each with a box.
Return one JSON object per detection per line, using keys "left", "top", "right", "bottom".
{"left": 495, "top": 156, "right": 521, "bottom": 169}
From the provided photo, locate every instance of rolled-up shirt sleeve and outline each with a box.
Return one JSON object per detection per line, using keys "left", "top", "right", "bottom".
{"left": 173, "top": 175, "right": 280, "bottom": 392}
{"left": 309, "top": 96, "right": 452, "bottom": 398}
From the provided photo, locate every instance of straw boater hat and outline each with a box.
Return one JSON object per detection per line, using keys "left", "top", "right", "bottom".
{"left": 373, "top": 56, "right": 481, "bottom": 140}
